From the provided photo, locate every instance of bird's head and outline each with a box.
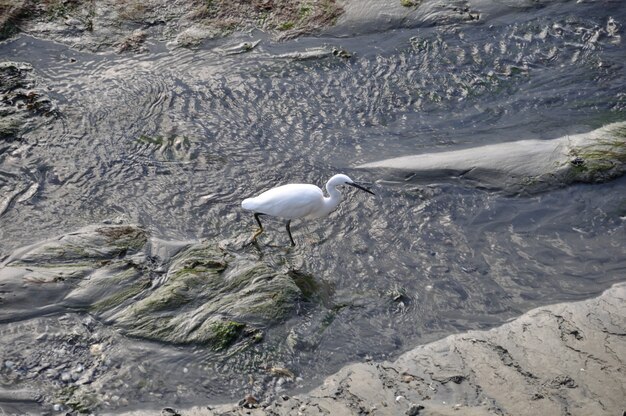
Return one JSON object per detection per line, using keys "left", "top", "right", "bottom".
{"left": 328, "top": 174, "right": 375, "bottom": 195}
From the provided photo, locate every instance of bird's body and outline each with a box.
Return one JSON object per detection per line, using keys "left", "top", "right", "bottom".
{"left": 242, "top": 184, "right": 332, "bottom": 220}
{"left": 242, "top": 174, "right": 374, "bottom": 246}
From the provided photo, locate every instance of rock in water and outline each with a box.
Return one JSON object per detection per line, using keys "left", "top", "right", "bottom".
{"left": 0, "top": 223, "right": 304, "bottom": 349}
{"left": 358, "top": 122, "right": 626, "bottom": 193}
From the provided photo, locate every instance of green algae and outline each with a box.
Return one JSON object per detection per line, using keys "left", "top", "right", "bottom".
{"left": 210, "top": 320, "right": 246, "bottom": 351}
{"left": 95, "top": 225, "right": 148, "bottom": 252}
{"left": 288, "top": 270, "right": 334, "bottom": 307}
{"left": 4, "top": 224, "right": 312, "bottom": 349}
{"left": 568, "top": 125, "right": 626, "bottom": 182}
{"left": 99, "top": 240, "right": 304, "bottom": 347}
{"left": 91, "top": 277, "right": 151, "bottom": 312}
{"left": 277, "top": 21, "right": 294, "bottom": 31}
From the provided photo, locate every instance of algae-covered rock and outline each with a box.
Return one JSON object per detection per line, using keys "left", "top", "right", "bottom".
{"left": 0, "top": 224, "right": 148, "bottom": 286}
{"left": 566, "top": 122, "right": 626, "bottom": 184}
{"left": 0, "top": 223, "right": 306, "bottom": 351}
{"left": 105, "top": 242, "right": 302, "bottom": 347}
{"left": 0, "top": 224, "right": 150, "bottom": 322}
{"left": 7, "top": 224, "right": 147, "bottom": 269}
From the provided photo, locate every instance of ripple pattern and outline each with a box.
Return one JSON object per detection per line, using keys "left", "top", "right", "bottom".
{"left": 0, "top": 0, "right": 625, "bottom": 408}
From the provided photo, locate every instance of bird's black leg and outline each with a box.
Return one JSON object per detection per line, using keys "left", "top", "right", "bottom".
{"left": 252, "top": 213, "right": 264, "bottom": 241}
{"left": 254, "top": 213, "right": 263, "bottom": 229}
{"left": 286, "top": 220, "right": 296, "bottom": 246}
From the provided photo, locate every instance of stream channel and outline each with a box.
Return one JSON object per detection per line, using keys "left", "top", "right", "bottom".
{"left": 0, "top": 0, "right": 625, "bottom": 413}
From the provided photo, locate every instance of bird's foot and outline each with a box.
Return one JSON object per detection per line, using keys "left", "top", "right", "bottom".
{"left": 242, "top": 229, "right": 264, "bottom": 248}
{"left": 252, "top": 228, "right": 263, "bottom": 240}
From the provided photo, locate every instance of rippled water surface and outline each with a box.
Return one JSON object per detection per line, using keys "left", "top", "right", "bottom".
{"left": 1, "top": 0, "right": 626, "bottom": 412}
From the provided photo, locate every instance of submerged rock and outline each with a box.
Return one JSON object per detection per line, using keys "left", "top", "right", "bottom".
{"left": 274, "top": 46, "right": 352, "bottom": 61}
{"left": 0, "top": 223, "right": 339, "bottom": 412}
{"left": 102, "top": 241, "right": 302, "bottom": 346}
{"left": 0, "top": 223, "right": 305, "bottom": 349}
{"left": 217, "top": 39, "right": 261, "bottom": 55}
{"left": 358, "top": 122, "right": 626, "bottom": 193}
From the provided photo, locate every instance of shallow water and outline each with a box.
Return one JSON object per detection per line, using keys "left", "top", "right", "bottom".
{"left": 1, "top": 0, "right": 625, "bottom": 412}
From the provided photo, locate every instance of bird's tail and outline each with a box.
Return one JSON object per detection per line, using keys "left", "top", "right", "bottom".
{"left": 241, "top": 198, "right": 255, "bottom": 211}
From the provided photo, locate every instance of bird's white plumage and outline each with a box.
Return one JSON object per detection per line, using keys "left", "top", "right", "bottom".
{"left": 242, "top": 183, "right": 326, "bottom": 219}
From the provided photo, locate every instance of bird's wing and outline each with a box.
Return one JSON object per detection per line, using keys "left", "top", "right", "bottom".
{"left": 246, "top": 184, "right": 324, "bottom": 219}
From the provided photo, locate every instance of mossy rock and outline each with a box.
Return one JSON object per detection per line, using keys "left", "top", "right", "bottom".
{"left": 2, "top": 224, "right": 317, "bottom": 351}
{"left": 9, "top": 224, "right": 148, "bottom": 268}
{"left": 210, "top": 320, "right": 246, "bottom": 351}
{"left": 566, "top": 123, "right": 626, "bottom": 183}
{"left": 358, "top": 121, "right": 626, "bottom": 193}
{"left": 100, "top": 241, "right": 304, "bottom": 348}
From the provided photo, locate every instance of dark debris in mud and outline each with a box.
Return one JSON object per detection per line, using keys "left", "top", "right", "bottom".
{"left": 0, "top": 61, "right": 57, "bottom": 141}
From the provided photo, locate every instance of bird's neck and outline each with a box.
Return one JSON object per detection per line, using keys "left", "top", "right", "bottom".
{"left": 319, "top": 186, "right": 342, "bottom": 217}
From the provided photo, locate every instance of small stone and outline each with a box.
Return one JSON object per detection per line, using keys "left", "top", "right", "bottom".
{"left": 239, "top": 394, "right": 258, "bottom": 409}
{"left": 268, "top": 367, "right": 295, "bottom": 379}
{"left": 183, "top": 367, "right": 188, "bottom": 374}
{"left": 76, "top": 368, "right": 94, "bottom": 385}
{"left": 407, "top": 404, "right": 424, "bottom": 416}
{"left": 4, "top": 360, "right": 15, "bottom": 369}
{"left": 60, "top": 372, "right": 71, "bottom": 382}
{"left": 89, "top": 344, "right": 103, "bottom": 356}
{"left": 45, "top": 369, "right": 58, "bottom": 379}
{"left": 52, "top": 403, "right": 63, "bottom": 412}
{"left": 161, "top": 408, "right": 181, "bottom": 416}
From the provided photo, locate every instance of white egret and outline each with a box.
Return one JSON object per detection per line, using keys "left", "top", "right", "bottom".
{"left": 241, "top": 174, "right": 375, "bottom": 246}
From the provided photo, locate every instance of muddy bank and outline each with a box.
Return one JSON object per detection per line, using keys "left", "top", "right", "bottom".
{"left": 133, "top": 282, "right": 626, "bottom": 416}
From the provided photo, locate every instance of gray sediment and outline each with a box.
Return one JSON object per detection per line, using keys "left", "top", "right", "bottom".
{"left": 123, "top": 283, "right": 625, "bottom": 416}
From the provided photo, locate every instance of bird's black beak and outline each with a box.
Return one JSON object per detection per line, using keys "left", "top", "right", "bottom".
{"left": 347, "top": 181, "right": 375, "bottom": 195}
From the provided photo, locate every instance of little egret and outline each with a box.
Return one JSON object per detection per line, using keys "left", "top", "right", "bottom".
{"left": 242, "top": 174, "right": 375, "bottom": 246}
